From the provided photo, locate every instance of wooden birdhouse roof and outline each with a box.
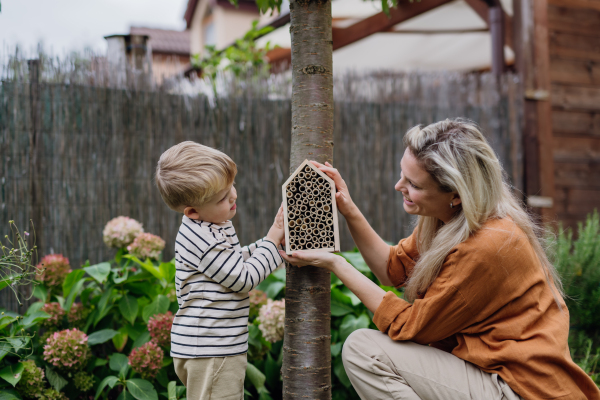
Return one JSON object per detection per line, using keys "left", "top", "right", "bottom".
{"left": 282, "top": 160, "right": 335, "bottom": 189}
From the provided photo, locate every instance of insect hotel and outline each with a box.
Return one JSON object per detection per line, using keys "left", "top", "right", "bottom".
{"left": 282, "top": 160, "right": 340, "bottom": 255}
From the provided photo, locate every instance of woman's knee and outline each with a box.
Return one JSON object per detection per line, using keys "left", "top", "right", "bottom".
{"left": 342, "top": 329, "right": 379, "bottom": 364}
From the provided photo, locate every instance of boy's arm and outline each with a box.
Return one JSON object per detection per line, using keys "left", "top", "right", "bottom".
{"left": 179, "top": 238, "right": 283, "bottom": 293}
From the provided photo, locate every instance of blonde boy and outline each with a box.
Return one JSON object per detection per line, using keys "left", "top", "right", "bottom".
{"left": 156, "top": 141, "right": 285, "bottom": 400}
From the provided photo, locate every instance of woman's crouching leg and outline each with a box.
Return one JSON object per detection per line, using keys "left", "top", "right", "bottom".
{"left": 341, "top": 329, "right": 510, "bottom": 400}
{"left": 342, "top": 329, "right": 421, "bottom": 400}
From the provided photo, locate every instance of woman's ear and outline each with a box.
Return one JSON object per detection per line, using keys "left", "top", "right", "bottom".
{"left": 452, "top": 192, "right": 462, "bottom": 207}
{"left": 183, "top": 206, "right": 201, "bottom": 220}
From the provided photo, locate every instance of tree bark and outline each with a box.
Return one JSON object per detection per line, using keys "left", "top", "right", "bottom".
{"left": 283, "top": 0, "right": 333, "bottom": 399}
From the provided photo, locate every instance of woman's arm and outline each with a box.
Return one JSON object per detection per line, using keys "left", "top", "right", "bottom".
{"left": 311, "top": 161, "right": 392, "bottom": 286}
{"left": 280, "top": 251, "right": 386, "bottom": 313}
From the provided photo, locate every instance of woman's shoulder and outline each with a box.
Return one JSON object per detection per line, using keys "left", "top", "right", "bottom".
{"left": 459, "top": 217, "right": 528, "bottom": 253}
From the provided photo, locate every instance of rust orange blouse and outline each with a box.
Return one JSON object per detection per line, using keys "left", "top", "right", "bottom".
{"left": 373, "top": 218, "right": 600, "bottom": 400}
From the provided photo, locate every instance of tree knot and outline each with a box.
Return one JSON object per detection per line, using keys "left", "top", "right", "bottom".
{"left": 301, "top": 65, "right": 329, "bottom": 75}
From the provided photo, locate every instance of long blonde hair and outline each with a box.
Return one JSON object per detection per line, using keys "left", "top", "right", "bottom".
{"left": 402, "top": 118, "right": 563, "bottom": 305}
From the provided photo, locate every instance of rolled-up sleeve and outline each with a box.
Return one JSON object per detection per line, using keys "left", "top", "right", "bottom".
{"left": 387, "top": 228, "right": 420, "bottom": 288}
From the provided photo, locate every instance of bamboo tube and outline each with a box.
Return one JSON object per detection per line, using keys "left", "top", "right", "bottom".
{"left": 310, "top": 171, "right": 317, "bottom": 177}
{"left": 323, "top": 205, "right": 330, "bottom": 212}
{"left": 299, "top": 184, "right": 306, "bottom": 191}
{"left": 300, "top": 205, "right": 307, "bottom": 212}
{"left": 317, "top": 209, "right": 324, "bottom": 216}
{"left": 288, "top": 212, "right": 295, "bottom": 220}
{"left": 290, "top": 244, "right": 297, "bottom": 250}
{"left": 317, "top": 177, "right": 324, "bottom": 184}
{"left": 310, "top": 207, "right": 317, "bottom": 213}
{"left": 316, "top": 201, "right": 323, "bottom": 208}
{"left": 301, "top": 224, "right": 307, "bottom": 230}
{"left": 306, "top": 242, "right": 313, "bottom": 249}
{"left": 328, "top": 241, "right": 334, "bottom": 247}
{"left": 304, "top": 217, "right": 310, "bottom": 224}
{"left": 304, "top": 166, "right": 311, "bottom": 173}
{"left": 298, "top": 172, "right": 305, "bottom": 179}
{"left": 326, "top": 218, "right": 333, "bottom": 225}
{"left": 288, "top": 198, "right": 295, "bottom": 205}
{"left": 312, "top": 189, "right": 320, "bottom": 196}
{"left": 325, "top": 212, "right": 332, "bottom": 218}
{"left": 306, "top": 181, "right": 312, "bottom": 188}
{"left": 309, "top": 200, "right": 315, "bottom": 207}
{"left": 295, "top": 193, "right": 302, "bottom": 200}
{"left": 309, "top": 222, "right": 316, "bottom": 229}
{"left": 289, "top": 220, "right": 296, "bottom": 228}
{"left": 317, "top": 223, "right": 324, "bottom": 230}
{"left": 299, "top": 238, "right": 306, "bottom": 245}
{"left": 294, "top": 226, "right": 301, "bottom": 232}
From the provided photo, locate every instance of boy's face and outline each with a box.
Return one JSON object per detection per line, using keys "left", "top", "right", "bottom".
{"left": 184, "top": 185, "right": 237, "bottom": 223}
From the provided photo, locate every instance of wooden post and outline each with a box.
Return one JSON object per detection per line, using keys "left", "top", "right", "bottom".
{"left": 489, "top": 2, "right": 505, "bottom": 76}
{"left": 27, "top": 59, "right": 43, "bottom": 253}
{"left": 513, "top": 0, "right": 556, "bottom": 221}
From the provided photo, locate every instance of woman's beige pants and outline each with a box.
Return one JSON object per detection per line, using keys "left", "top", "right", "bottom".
{"left": 342, "top": 329, "right": 523, "bottom": 400}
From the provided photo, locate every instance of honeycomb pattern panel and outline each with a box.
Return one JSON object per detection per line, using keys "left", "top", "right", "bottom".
{"left": 285, "top": 165, "right": 335, "bottom": 251}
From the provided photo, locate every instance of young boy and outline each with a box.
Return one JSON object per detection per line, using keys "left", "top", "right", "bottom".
{"left": 155, "top": 141, "right": 285, "bottom": 400}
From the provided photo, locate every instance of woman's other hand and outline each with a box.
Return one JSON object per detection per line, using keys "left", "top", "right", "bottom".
{"left": 279, "top": 249, "right": 344, "bottom": 272}
{"left": 310, "top": 161, "right": 357, "bottom": 218}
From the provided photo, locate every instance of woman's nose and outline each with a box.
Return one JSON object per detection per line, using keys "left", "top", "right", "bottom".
{"left": 394, "top": 179, "right": 403, "bottom": 192}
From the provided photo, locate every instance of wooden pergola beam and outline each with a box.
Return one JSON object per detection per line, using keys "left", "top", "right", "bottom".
{"left": 464, "top": 0, "right": 514, "bottom": 50}
{"left": 332, "top": 0, "right": 454, "bottom": 51}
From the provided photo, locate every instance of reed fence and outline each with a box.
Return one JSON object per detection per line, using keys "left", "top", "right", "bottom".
{"left": 0, "top": 57, "right": 522, "bottom": 311}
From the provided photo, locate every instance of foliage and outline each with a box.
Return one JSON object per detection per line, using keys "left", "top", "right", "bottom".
{"left": 550, "top": 209, "right": 600, "bottom": 383}
{"left": 191, "top": 20, "right": 276, "bottom": 98}
{"left": 1, "top": 221, "right": 38, "bottom": 305}
{"left": 35, "top": 255, "right": 71, "bottom": 292}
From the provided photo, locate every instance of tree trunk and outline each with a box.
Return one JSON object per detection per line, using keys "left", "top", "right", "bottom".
{"left": 283, "top": 0, "right": 333, "bottom": 399}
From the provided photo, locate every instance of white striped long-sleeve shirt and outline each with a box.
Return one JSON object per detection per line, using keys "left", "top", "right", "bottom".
{"left": 171, "top": 216, "right": 284, "bottom": 358}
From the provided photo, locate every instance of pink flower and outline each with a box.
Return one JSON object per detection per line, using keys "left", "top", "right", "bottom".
{"left": 148, "top": 311, "right": 173, "bottom": 348}
{"left": 36, "top": 254, "right": 71, "bottom": 290}
{"left": 41, "top": 302, "right": 65, "bottom": 328}
{"left": 257, "top": 299, "right": 285, "bottom": 343}
{"left": 128, "top": 341, "right": 164, "bottom": 380}
{"left": 42, "top": 329, "right": 91, "bottom": 372}
{"left": 127, "top": 233, "right": 165, "bottom": 260}
{"left": 103, "top": 216, "right": 144, "bottom": 249}
{"left": 15, "top": 360, "right": 45, "bottom": 399}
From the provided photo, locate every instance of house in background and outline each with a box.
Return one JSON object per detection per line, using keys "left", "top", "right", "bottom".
{"left": 184, "top": 0, "right": 262, "bottom": 56}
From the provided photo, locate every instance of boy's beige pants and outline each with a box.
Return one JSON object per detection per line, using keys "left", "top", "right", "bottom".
{"left": 342, "top": 329, "right": 524, "bottom": 400}
{"left": 174, "top": 354, "right": 247, "bottom": 400}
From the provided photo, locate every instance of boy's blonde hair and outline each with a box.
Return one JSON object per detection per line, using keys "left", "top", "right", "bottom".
{"left": 155, "top": 141, "right": 237, "bottom": 211}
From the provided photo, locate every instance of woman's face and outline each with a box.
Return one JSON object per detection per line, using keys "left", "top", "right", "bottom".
{"left": 395, "top": 149, "right": 460, "bottom": 223}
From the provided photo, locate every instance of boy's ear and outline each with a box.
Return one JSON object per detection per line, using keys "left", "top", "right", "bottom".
{"left": 183, "top": 206, "right": 201, "bottom": 220}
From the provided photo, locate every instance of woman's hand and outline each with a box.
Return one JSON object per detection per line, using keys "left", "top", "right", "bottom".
{"left": 310, "top": 161, "right": 357, "bottom": 218}
{"left": 279, "top": 249, "right": 344, "bottom": 272}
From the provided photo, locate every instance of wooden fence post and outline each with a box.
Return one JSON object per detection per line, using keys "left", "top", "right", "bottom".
{"left": 28, "top": 59, "right": 43, "bottom": 270}
{"left": 513, "top": 0, "right": 556, "bottom": 222}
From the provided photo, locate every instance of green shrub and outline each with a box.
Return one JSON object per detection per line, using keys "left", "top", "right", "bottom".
{"left": 550, "top": 209, "right": 600, "bottom": 382}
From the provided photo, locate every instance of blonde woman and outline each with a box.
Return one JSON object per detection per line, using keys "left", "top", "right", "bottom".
{"left": 280, "top": 119, "right": 599, "bottom": 400}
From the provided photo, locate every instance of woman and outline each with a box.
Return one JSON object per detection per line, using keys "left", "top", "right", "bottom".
{"left": 279, "top": 119, "right": 599, "bottom": 400}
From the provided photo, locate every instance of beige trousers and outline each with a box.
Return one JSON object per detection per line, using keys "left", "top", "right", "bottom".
{"left": 342, "top": 329, "right": 523, "bottom": 400}
{"left": 174, "top": 355, "right": 247, "bottom": 400}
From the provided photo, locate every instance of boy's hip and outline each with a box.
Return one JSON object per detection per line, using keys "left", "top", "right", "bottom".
{"left": 174, "top": 354, "right": 247, "bottom": 400}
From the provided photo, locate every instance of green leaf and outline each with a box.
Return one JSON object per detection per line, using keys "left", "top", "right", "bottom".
{"left": 0, "top": 316, "right": 17, "bottom": 331}
{"left": 88, "top": 329, "right": 119, "bottom": 345}
{"left": 113, "top": 268, "right": 129, "bottom": 284}
{"left": 45, "top": 367, "right": 67, "bottom": 392}
{"left": 94, "top": 286, "right": 114, "bottom": 326}
{"left": 340, "top": 252, "right": 371, "bottom": 274}
{"left": 119, "top": 295, "right": 139, "bottom": 325}
{"left": 112, "top": 329, "right": 128, "bottom": 352}
{"left": 167, "top": 381, "right": 177, "bottom": 400}
{"left": 265, "top": 281, "right": 285, "bottom": 299}
{"left": 339, "top": 313, "right": 371, "bottom": 342}
{"left": 84, "top": 262, "right": 111, "bottom": 284}
{"left": 131, "top": 331, "right": 151, "bottom": 349}
{"left": 127, "top": 379, "right": 158, "bottom": 400}
{"left": 142, "top": 295, "right": 169, "bottom": 323}
{"left": 331, "top": 342, "right": 342, "bottom": 357}
{"left": 245, "top": 362, "right": 266, "bottom": 392}
{"left": 156, "top": 369, "right": 169, "bottom": 388}
{"left": 6, "top": 337, "right": 28, "bottom": 352}
{"left": 32, "top": 284, "right": 47, "bottom": 302}
{"left": 20, "top": 311, "right": 50, "bottom": 329}
{"left": 0, "top": 363, "right": 24, "bottom": 387}
{"left": 26, "top": 301, "right": 44, "bottom": 316}
{"left": 124, "top": 255, "right": 163, "bottom": 281}
{"left": 94, "top": 375, "right": 119, "bottom": 400}
{"left": 0, "top": 342, "right": 11, "bottom": 362}
{"left": 159, "top": 262, "right": 176, "bottom": 283}
{"left": 109, "top": 353, "right": 129, "bottom": 373}
{"left": 331, "top": 287, "right": 354, "bottom": 317}
{"left": 64, "top": 278, "right": 87, "bottom": 312}
{"left": 0, "top": 389, "right": 21, "bottom": 400}
{"left": 63, "top": 269, "right": 85, "bottom": 299}
{"left": 117, "top": 391, "right": 135, "bottom": 400}
{"left": 334, "top": 356, "right": 352, "bottom": 388}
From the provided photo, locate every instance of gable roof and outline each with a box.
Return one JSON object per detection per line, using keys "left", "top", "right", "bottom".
{"left": 184, "top": 0, "right": 260, "bottom": 29}
{"left": 130, "top": 27, "right": 190, "bottom": 56}
{"left": 282, "top": 160, "right": 335, "bottom": 189}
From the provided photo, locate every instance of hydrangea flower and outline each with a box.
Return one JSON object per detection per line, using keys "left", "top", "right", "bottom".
{"left": 127, "top": 233, "right": 165, "bottom": 259}
{"left": 37, "top": 388, "right": 68, "bottom": 400}
{"left": 43, "top": 329, "right": 91, "bottom": 371}
{"left": 257, "top": 299, "right": 285, "bottom": 343}
{"left": 103, "top": 216, "right": 144, "bottom": 249}
{"left": 73, "top": 371, "right": 94, "bottom": 392}
{"left": 128, "top": 341, "right": 164, "bottom": 380}
{"left": 41, "top": 302, "right": 65, "bottom": 328}
{"left": 249, "top": 290, "right": 267, "bottom": 320}
{"left": 36, "top": 254, "right": 71, "bottom": 290}
{"left": 16, "top": 360, "right": 45, "bottom": 399}
{"left": 67, "top": 303, "right": 91, "bottom": 329}
{"left": 148, "top": 311, "right": 173, "bottom": 348}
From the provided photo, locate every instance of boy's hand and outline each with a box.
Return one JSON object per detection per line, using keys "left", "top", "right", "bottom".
{"left": 266, "top": 204, "right": 285, "bottom": 246}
